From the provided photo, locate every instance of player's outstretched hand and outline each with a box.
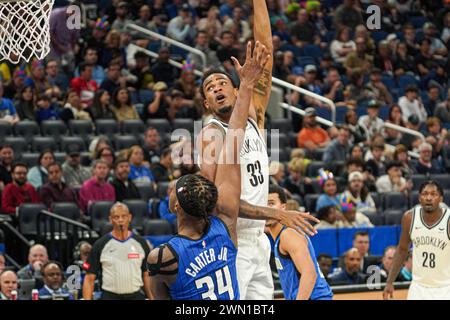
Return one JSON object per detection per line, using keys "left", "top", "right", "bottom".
{"left": 278, "top": 210, "right": 320, "bottom": 236}
{"left": 382, "top": 283, "right": 394, "bottom": 300}
{"left": 231, "top": 41, "right": 271, "bottom": 88}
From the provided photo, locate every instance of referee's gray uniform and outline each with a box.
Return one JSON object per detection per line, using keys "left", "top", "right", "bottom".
{"left": 84, "top": 232, "right": 150, "bottom": 300}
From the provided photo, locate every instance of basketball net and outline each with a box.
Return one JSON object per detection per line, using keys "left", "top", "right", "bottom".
{"left": 0, "top": 0, "right": 55, "bottom": 64}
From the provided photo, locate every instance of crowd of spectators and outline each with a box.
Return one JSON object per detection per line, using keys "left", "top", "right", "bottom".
{"left": 1, "top": 0, "right": 450, "bottom": 299}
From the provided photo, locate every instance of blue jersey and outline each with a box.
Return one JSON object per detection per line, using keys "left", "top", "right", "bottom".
{"left": 274, "top": 227, "right": 333, "bottom": 300}
{"left": 167, "top": 216, "right": 239, "bottom": 300}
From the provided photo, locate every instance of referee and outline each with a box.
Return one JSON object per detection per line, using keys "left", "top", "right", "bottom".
{"left": 82, "top": 202, "right": 151, "bottom": 300}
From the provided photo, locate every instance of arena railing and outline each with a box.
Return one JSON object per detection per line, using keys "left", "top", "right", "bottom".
{"left": 126, "top": 22, "right": 337, "bottom": 122}
{"left": 126, "top": 23, "right": 208, "bottom": 70}
{"left": 274, "top": 281, "right": 411, "bottom": 299}
{"left": 280, "top": 102, "right": 422, "bottom": 159}
{"left": 37, "top": 210, "right": 98, "bottom": 267}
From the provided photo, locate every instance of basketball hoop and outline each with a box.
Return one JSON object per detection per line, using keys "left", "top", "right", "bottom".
{"left": 0, "top": 0, "right": 55, "bottom": 64}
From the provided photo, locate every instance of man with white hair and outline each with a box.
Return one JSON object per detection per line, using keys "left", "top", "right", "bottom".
{"left": 413, "top": 142, "right": 445, "bottom": 174}
{"left": 17, "top": 244, "right": 49, "bottom": 288}
{"left": 82, "top": 202, "right": 151, "bottom": 300}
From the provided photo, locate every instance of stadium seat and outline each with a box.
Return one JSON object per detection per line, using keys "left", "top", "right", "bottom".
{"left": 146, "top": 118, "right": 172, "bottom": 134}
{"left": 157, "top": 181, "right": 170, "bottom": 199}
{"left": 114, "top": 135, "right": 139, "bottom": 150}
{"left": 40, "top": 120, "right": 67, "bottom": 142}
{"left": 298, "top": 56, "right": 316, "bottom": 68}
{"left": 335, "top": 106, "right": 349, "bottom": 124}
{"left": 383, "top": 192, "right": 408, "bottom": 210}
{"left": 31, "top": 136, "right": 58, "bottom": 152}
{"left": 18, "top": 203, "right": 47, "bottom": 236}
{"left": 95, "top": 119, "right": 119, "bottom": 136}
{"left": 14, "top": 121, "right": 40, "bottom": 140}
{"left": 381, "top": 73, "right": 396, "bottom": 90}
{"left": 301, "top": 44, "right": 323, "bottom": 61}
{"left": 0, "top": 122, "right": 13, "bottom": 139}
{"left": 100, "top": 223, "right": 113, "bottom": 236}
{"left": 384, "top": 209, "right": 404, "bottom": 225}
{"left": 90, "top": 201, "right": 114, "bottom": 233}
{"left": 123, "top": 199, "right": 148, "bottom": 231}
{"left": 121, "top": 119, "right": 146, "bottom": 137}
{"left": 304, "top": 194, "right": 319, "bottom": 213}
{"left": 60, "top": 136, "right": 87, "bottom": 153}
{"left": 68, "top": 120, "right": 94, "bottom": 139}
{"left": 19, "top": 153, "right": 40, "bottom": 167}
{"left": 51, "top": 202, "right": 81, "bottom": 221}
{"left": 269, "top": 118, "right": 293, "bottom": 134}
{"left": 443, "top": 189, "right": 450, "bottom": 204}
{"left": 173, "top": 118, "right": 194, "bottom": 132}
{"left": 142, "top": 219, "right": 173, "bottom": 236}
{"left": 135, "top": 182, "right": 157, "bottom": 201}
{"left": 4, "top": 136, "right": 29, "bottom": 154}
{"left": 412, "top": 174, "right": 427, "bottom": 190}
{"left": 430, "top": 174, "right": 450, "bottom": 190}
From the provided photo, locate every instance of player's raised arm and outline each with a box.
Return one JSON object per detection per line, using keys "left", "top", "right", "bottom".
{"left": 251, "top": 0, "right": 273, "bottom": 130}
{"left": 383, "top": 211, "right": 413, "bottom": 300}
{"left": 215, "top": 41, "right": 270, "bottom": 243}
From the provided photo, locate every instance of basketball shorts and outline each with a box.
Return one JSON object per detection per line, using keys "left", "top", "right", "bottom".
{"left": 236, "top": 228, "right": 274, "bottom": 300}
{"left": 407, "top": 282, "right": 450, "bottom": 300}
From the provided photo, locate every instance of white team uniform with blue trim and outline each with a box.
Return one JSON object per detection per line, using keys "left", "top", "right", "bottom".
{"left": 408, "top": 205, "right": 450, "bottom": 300}
{"left": 198, "top": 117, "right": 273, "bottom": 300}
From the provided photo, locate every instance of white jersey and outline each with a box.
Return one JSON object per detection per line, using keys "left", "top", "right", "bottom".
{"left": 199, "top": 117, "right": 269, "bottom": 231}
{"left": 410, "top": 205, "right": 450, "bottom": 288}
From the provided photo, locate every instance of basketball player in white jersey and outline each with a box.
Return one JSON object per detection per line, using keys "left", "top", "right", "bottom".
{"left": 196, "top": 0, "right": 318, "bottom": 300}
{"left": 383, "top": 180, "right": 450, "bottom": 300}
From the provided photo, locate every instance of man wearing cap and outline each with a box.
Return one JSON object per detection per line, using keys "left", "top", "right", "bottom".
{"left": 62, "top": 145, "right": 92, "bottom": 189}
{"left": 166, "top": 3, "right": 196, "bottom": 44}
{"left": 358, "top": 99, "right": 384, "bottom": 140}
{"left": 398, "top": 85, "right": 427, "bottom": 124}
{"left": 376, "top": 161, "right": 412, "bottom": 194}
{"left": 412, "top": 142, "right": 445, "bottom": 175}
{"left": 297, "top": 107, "right": 330, "bottom": 151}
